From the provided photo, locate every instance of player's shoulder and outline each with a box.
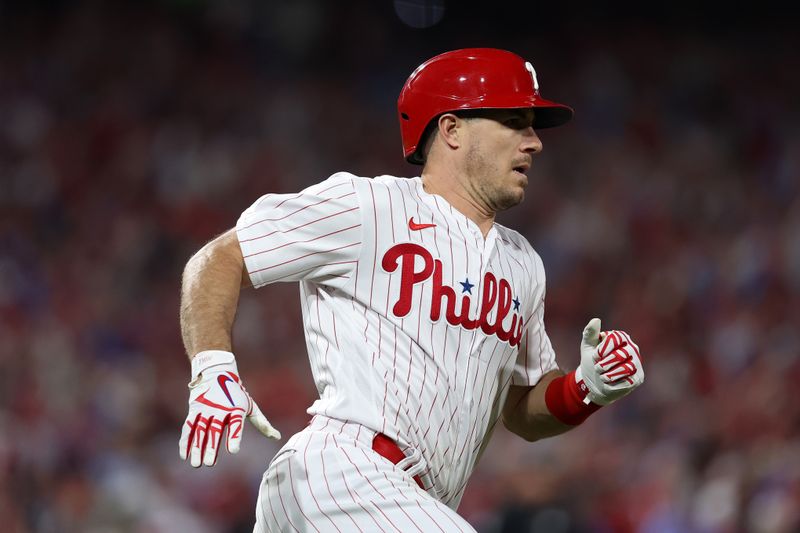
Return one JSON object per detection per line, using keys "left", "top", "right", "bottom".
{"left": 322, "top": 172, "right": 417, "bottom": 199}
{"left": 303, "top": 171, "right": 360, "bottom": 192}
{"left": 299, "top": 171, "right": 374, "bottom": 199}
{"left": 315, "top": 172, "right": 411, "bottom": 189}
{"left": 307, "top": 173, "right": 417, "bottom": 213}
{"left": 363, "top": 173, "right": 414, "bottom": 190}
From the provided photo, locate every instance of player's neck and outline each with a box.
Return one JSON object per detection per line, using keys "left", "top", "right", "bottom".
{"left": 420, "top": 171, "right": 495, "bottom": 238}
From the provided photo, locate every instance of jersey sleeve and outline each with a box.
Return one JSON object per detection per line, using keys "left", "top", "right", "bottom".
{"left": 512, "top": 249, "right": 558, "bottom": 386}
{"left": 236, "top": 172, "right": 362, "bottom": 289}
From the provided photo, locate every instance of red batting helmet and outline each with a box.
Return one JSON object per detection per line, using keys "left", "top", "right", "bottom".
{"left": 397, "top": 48, "right": 574, "bottom": 164}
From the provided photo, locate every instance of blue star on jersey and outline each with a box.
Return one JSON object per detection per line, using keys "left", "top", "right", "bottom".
{"left": 459, "top": 278, "right": 474, "bottom": 294}
{"left": 513, "top": 296, "right": 521, "bottom": 311}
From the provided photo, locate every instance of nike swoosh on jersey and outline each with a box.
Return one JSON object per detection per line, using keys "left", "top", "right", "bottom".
{"left": 408, "top": 217, "right": 436, "bottom": 231}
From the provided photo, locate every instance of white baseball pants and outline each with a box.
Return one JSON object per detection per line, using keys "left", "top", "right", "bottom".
{"left": 253, "top": 416, "right": 476, "bottom": 532}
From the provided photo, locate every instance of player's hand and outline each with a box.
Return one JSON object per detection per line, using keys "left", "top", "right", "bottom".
{"left": 575, "top": 318, "right": 644, "bottom": 406}
{"left": 179, "top": 351, "right": 281, "bottom": 467}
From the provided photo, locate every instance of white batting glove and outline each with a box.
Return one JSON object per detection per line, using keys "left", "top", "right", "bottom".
{"left": 574, "top": 318, "right": 644, "bottom": 406}
{"left": 179, "top": 350, "right": 281, "bottom": 467}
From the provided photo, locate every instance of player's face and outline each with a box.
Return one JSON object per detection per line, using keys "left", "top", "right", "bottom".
{"left": 461, "top": 109, "right": 542, "bottom": 212}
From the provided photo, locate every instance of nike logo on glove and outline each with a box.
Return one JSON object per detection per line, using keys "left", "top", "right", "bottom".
{"left": 217, "top": 374, "right": 237, "bottom": 406}
{"left": 409, "top": 217, "right": 436, "bottom": 231}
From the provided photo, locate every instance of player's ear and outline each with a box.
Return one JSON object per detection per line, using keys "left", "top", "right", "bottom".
{"left": 437, "top": 113, "right": 461, "bottom": 150}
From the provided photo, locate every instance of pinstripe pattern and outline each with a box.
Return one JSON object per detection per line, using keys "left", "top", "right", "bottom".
{"left": 238, "top": 173, "right": 557, "bottom": 524}
{"left": 255, "top": 416, "right": 474, "bottom": 533}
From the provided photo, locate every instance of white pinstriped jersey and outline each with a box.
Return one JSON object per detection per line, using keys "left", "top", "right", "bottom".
{"left": 236, "top": 173, "right": 558, "bottom": 509}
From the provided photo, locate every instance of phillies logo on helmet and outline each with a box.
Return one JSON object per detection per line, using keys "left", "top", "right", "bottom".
{"left": 382, "top": 243, "right": 524, "bottom": 346}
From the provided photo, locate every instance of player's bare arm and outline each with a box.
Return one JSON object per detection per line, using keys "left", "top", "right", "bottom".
{"left": 502, "top": 370, "right": 573, "bottom": 441}
{"left": 180, "top": 228, "right": 250, "bottom": 356}
{"left": 178, "top": 228, "right": 280, "bottom": 469}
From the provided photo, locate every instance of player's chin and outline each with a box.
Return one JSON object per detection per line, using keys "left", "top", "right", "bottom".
{"left": 494, "top": 188, "right": 525, "bottom": 211}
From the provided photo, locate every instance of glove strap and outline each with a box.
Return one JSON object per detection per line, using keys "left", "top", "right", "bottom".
{"left": 191, "top": 350, "right": 237, "bottom": 381}
{"left": 573, "top": 366, "right": 593, "bottom": 405}
{"left": 545, "top": 370, "right": 602, "bottom": 425}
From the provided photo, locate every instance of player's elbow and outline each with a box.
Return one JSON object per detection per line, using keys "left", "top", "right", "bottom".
{"left": 503, "top": 411, "right": 575, "bottom": 442}
{"left": 502, "top": 414, "right": 541, "bottom": 442}
{"left": 184, "top": 229, "right": 250, "bottom": 287}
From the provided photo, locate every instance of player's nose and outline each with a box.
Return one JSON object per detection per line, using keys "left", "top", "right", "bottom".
{"left": 521, "top": 127, "right": 543, "bottom": 154}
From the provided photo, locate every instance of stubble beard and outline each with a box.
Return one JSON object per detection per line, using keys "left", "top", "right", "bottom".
{"left": 465, "top": 143, "right": 524, "bottom": 213}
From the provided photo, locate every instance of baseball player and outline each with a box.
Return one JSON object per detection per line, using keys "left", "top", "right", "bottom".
{"left": 178, "top": 48, "right": 645, "bottom": 532}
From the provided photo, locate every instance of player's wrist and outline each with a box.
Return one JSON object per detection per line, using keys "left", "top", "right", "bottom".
{"left": 190, "top": 350, "right": 238, "bottom": 382}
{"left": 544, "top": 370, "right": 601, "bottom": 425}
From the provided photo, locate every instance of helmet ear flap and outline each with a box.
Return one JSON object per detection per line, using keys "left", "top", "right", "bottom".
{"left": 411, "top": 116, "right": 443, "bottom": 165}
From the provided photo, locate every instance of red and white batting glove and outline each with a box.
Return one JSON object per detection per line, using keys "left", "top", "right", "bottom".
{"left": 576, "top": 318, "right": 644, "bottom": 406}
{"left": 179, "top": 350, "right": 281, "bottom": 467}
{"left": 545, "top": 318, "right": 644, "bottom": 425}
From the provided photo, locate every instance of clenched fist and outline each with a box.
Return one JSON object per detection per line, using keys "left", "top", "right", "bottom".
{"left": 575, "top": 318, "right": 644, "bottom": 406}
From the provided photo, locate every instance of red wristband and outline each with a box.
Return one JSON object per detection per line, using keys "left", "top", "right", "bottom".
{"left": 545, "top": 371, "right": 601, "bottom": 425}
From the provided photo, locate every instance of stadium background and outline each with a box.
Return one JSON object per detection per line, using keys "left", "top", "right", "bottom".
{"left": 1, "top": 0, "right": 798, "bottom": 531}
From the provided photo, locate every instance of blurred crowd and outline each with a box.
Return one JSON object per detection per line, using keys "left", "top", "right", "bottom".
{"left": 1, "top": 1, "right": 798, "bottom": 532}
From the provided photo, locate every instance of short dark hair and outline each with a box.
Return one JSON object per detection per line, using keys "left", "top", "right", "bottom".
{"left": 417, "top": 110, "right": 481, "bottom": 164}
